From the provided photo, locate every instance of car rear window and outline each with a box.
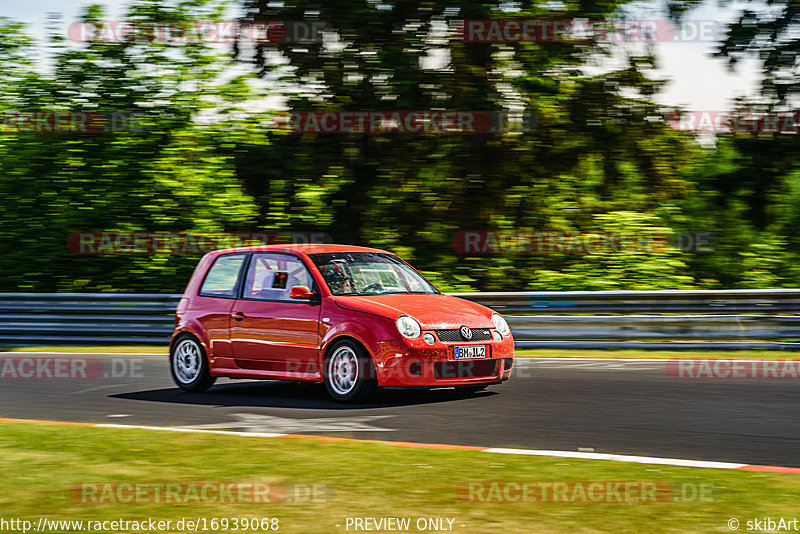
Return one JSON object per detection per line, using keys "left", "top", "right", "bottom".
{"left": 199, "top": 253, "right": 247, "bottom": 298}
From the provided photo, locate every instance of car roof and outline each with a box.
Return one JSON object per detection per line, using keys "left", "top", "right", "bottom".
{"left": 210, "top": 243, "right": 392, "bottom": 256}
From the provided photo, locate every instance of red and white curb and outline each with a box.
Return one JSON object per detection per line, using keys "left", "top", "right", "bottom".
{"left": 2, "top": 417, "right": 799, "bottom": 475}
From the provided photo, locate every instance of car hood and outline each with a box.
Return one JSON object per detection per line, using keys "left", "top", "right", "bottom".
{"left": 332, "top": 293, "right": 494, "bottom": 329}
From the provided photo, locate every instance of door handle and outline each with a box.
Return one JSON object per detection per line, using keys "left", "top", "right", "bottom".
{"left": 232, "top": 311, "right": 246, "bottom": 321}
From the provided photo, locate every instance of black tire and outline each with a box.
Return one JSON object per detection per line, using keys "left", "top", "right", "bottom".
{"left": 323, "top": 338, "right": 378, "bottom": 403}
{"left": 170, "top": 334, "right": 216, "bottom": 392}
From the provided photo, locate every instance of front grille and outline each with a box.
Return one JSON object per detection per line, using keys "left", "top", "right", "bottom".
{"left": 436, "top": 328, "right": 492, "bottom": 342}
{"left": 434, "top": 360, "right": 498, "bottom": 379}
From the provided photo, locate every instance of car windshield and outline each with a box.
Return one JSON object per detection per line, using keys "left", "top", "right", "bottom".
{"left": 309, "top": 252, "right": 439, "bottom": 296}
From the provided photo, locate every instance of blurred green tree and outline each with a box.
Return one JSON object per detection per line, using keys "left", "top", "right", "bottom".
{"left": 237, "top": 1, "right": 699, "bottom": 290}
{"left": 667, "top": 0, "right": 800, "bottom": 289}
{"left": 0, "top": 2, "right": 261, "bottom": 291}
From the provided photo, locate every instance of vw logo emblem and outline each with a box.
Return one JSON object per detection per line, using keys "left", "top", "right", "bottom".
{"left": 460, "top": 326, "right": 472, "bottom": 340}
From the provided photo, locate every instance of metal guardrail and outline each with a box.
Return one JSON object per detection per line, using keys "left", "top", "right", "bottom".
{"left": 0, "top": 294, "right": 178, "bottom": 345}
{"left": 456, "top": 289, "right": 800, "bottom": 314}
{"left": 1, "top": 290, "right": 800, "bottom": 349}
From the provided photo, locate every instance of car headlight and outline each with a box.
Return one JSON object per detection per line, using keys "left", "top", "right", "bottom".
{"left": 396, "top": 316, "right": 421, "bottom": 339}
{"left": 492, "top": 313, "right": 511, "bottom": 337}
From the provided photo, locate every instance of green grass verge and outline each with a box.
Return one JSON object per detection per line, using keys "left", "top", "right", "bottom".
{"left": 0, "top": 421, "right": 797, "bottom": 533}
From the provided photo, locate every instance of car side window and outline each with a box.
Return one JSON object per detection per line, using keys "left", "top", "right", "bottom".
{"left": 199, "top": 254, "right": 247, "bottom": 298}
{"left": 243, "top": 253, "right": 314, "bottom": 301}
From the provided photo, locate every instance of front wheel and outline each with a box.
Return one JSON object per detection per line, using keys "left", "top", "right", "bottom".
{"left": 170, "top": 335, "right": 216, "bottom": 392}
{"left": 324, "top": 340, "right": 378, "bottom": 403}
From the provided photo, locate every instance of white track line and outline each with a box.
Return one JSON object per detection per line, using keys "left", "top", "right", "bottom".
{"left": 483, "top": 448, "right": 747, "bottom": 469}
{"left": 93, "top": 424, "right": 759, "bottom": 472}
{"left": 4, "top": 419, "right": 797, "bottom": 474}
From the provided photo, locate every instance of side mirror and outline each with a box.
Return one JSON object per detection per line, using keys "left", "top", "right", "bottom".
{"left": 289, "top": 285, "right": 313, "bottom": 300}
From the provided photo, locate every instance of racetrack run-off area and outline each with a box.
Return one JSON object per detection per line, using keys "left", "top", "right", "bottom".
{"left": 1, "top": 353, "right": 799, "bottom": 468}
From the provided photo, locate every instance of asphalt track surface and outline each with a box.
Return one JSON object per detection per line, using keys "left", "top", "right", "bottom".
{"left": 1, "top": 353, "right": 799, "bottom": 467}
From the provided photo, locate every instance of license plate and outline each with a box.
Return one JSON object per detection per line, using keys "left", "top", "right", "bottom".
{"left": 453, "top": 345, "right": 487, "bottom": 359}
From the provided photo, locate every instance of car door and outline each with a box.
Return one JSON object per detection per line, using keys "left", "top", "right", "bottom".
{"left": 230, "top": 252, "right": 322, "bottom": 375}
{"left": 193, "top": 252, "right": 249, "bottom": 358}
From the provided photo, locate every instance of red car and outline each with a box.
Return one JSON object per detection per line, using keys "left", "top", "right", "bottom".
{"left": 169, "top": 244, "right": 514, "bottom": 402}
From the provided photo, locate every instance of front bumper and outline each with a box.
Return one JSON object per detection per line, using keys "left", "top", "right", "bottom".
{"left": 370, "top": 334, "right": 514, "bottom": 387}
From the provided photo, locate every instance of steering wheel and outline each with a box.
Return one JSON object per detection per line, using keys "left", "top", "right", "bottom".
{"left": 361, "top": 283, "right": 385, "bottom": 294}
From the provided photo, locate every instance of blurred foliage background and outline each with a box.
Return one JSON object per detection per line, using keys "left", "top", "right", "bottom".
{"left": 1, "top": 0, "right": 799, "bottom": 292}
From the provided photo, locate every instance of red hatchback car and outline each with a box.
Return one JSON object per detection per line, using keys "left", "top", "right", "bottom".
{"left": 169, "top": 244, "right": 514, "bottom": 402}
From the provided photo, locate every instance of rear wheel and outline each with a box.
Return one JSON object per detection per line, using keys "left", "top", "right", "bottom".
{"left": 170, "top": 335, "right": 216, "bottom": 392}
{"left": 324, "top": 339, "right": 378, "bottom": 403}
